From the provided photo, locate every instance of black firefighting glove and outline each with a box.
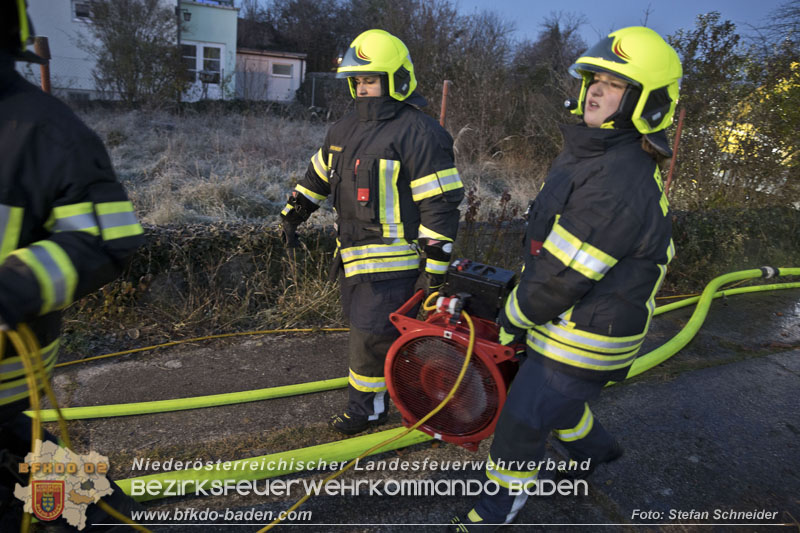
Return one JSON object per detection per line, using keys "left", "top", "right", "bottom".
{"left": 414, "top": 271, "right": 444, "bottom": 297}
{"left": 280, "top": 217, "right": 300, "bottom": 248}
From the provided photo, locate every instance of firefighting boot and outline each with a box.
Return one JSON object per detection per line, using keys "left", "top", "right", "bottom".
{"left": 328, "top": 411, "right": 388, "bottom": 435}
{"left": 554, "top": 440, "right": 624, "bottom": 481}
{"left": 448, "top": 488, "right": 527, "bottom": 531}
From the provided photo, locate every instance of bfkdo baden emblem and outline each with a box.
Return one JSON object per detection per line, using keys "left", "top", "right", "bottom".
{"left": 32, "top": 480, "right": 65, "bottom": 521}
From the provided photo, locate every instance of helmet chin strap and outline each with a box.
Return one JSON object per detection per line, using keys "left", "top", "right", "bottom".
{"left": 600, "top": 84, "right": 641, "bottom": 130}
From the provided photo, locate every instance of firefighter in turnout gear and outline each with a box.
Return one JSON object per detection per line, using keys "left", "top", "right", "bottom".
{"left": 450, "top": 27, "right": 681, "bottom": 531}
{"left": 281, "top": 29, "right": 463, "bottom": 435}
{"left": 0, "top": 1, "right": 145, "bottom": 529}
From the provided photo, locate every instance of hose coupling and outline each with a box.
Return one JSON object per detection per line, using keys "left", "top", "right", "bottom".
{"left": 760, "top": 266, "right": 778, "bottom": 279}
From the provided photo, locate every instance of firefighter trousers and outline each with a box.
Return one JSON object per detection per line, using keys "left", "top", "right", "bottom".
{"left": 473, "top": 355, "right": 619, "bottom": 524}
{"left": 340, "top": 275, "right": 417, "bottom": 419}
{"left": 0, "top": 411, "right": 142, "bottom": 531}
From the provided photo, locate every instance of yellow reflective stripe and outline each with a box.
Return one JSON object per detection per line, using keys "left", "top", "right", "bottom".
{"left": 425, "top": 258, "right": 449, "bottom": 275}
{"left": 505, "top": 286, "right": 536, "bottom": 329}
{"left": 378, "top": 159, "right": 402, "bottom": 237}
{"left": 311, "top": 149, "right": 330, "bottom": 183}
{"left": 339, "top": 242, "right": 416, "bottom": 262}
{"left": 410, "top": 173, "right": 440, "bottom": 201}
{"left": 280, "top": 203, "right": 293, "bottom": 216}
{"left": 555, "top": 404, "right": 594, "bottom": 442}
{"left": 11, "top": 241, "right": 78, "bottom": 314}
{"left": 343, "top": 256, "right": 420, "bottom": 277}
{"left": 418, "top": 224, "right": 453, "bottom": 242}
{"left": 543, "top": 320, "right": 645, "bottom": 354}
{"left": 0, "top": 340, "right": 59, "bottom": 406}
{"left": 486, "top": 454, "right": 538, "bottom": 489}
{"left": 467, "top": 509, "right": 483, "bottom": 523}
{"left": 410, "top": 168, "right": 463, "bottom": 202}
{"left": 52, "top": 202, "right": 100, "bottom": 236}
{"left": 0, "top": 339, "right": 59, "bottom": 380}
{"left": 436, "top": 168, "right": 463, "bottom": 192}
{"left": 296, "top": 185, "right": 326, "bottom": 205}
{"left": 543, "top": 223, "right": 617, "bottom": 281}
{"left": 95, "top": 201, "right": 143, "bottom": 241}
{"left": 527, "top": 327, "right": 639, "bottom": 371}
{"left": 0, "top": 204, "right": 23, "bottom": 261}
{"left": 348, "top": 369, "right": 387, "bottom": 393}
{"left": 644, "top": 239, "right": 675, "bottom": 331}
{"left": 652, "top": 166, "right": 669, "bottom": 216}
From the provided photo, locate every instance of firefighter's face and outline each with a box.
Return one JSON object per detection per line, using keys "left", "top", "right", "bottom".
{"left": 584, "top": 72, "right": 628, "bottom": 128}
{"left": 353, "top": 75, "right": 383, "bottom": 97}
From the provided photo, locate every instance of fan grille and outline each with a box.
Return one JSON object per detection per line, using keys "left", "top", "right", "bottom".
{"left": 389, "top": 335, "right": 500, "bottom": 436}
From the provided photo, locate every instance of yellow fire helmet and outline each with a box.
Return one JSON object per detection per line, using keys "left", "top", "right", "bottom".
{"left": 569, "top": 26, "right": 682, "bottom": 134}
{"left": 336, "top": 29, "right": 416, "bottom": 101}
{"left": 4, "top": 0, "right": 45, "bottom": 63}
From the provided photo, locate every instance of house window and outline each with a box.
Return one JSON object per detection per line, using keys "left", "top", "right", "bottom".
{"left": 73, "top": 0, "right": 91, "bottom": 21}
{"left": 182, "top": 44, "right": 197, "bottom": 83}
{"left": 272, "top": 63, "right": 292, "bottom": 77}
{"left": 202, "top": 47, "right": 221, "bottom": 84}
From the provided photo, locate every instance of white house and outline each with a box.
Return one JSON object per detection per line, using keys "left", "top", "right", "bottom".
{"left": 18, "top": 0, "right": 239, "bottom": 101}
{"left": 19, "top": 0, "right": 98, "bottom": 99}
{"left": 235, "top": 48, "right": 306, "bottom": 102}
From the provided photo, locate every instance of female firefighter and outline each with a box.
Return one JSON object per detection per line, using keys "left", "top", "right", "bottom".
{"left": 0, "top": 0, "right": 145, "bottom": 529}
{"left": 279, "top": 29, "right": 463, "bottom": 435}
{"left": 450, "top": 26, "right": 682, "bottom": 530}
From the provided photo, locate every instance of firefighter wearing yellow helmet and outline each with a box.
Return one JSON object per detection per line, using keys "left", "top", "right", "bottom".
{"left": 450, "top": 27, "right": 681, "bottom": 531}
{"left": 1, "top": 1, "right": 145, "bottom": 529}
{"left": 280, "top": 29, "right": 463, "bottom": 435}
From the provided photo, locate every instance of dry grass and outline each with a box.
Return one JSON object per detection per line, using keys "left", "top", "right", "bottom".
{"left": 76, "top": 106, "right": 543, "bottom": 227}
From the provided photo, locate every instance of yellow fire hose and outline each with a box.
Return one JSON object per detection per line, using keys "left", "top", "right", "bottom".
{"left": 256, "top": 292, "right": 475, "bottom": 531}
{"left": 3, "top": 325, "right": 151, "bottom": 532}
{"left": 12, "top": 267, "right": 800, "bottom": 530}
{"left": 26, "top": 273, "right": 800, "bottom": 422}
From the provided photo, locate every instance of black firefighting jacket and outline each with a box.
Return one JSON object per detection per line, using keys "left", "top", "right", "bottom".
{"left": 0, "top": 56, "right": 145, "bottom": 414}
{"left": 499, "top": 124, "right": 674, "bottom": 383}
{"left": 281, "top": 93, "right": 463, "bottom": 283}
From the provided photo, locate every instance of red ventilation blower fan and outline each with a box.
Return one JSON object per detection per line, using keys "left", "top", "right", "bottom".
{"left": 384, "top": 260, "right": 520, "bottom": 451}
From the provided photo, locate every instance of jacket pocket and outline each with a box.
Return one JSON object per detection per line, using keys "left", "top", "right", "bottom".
{"left": 353, "top": 157, "right": 377, "bottom": 223}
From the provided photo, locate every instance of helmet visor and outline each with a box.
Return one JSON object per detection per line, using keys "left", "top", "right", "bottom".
{"left": 570, "top": 62, "right": 641, "bottom": 88}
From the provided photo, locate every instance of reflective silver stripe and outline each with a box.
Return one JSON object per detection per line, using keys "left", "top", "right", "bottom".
{"left": 547, "top": 230, "right": 613, "bottom": 278}
{"left": 381, "top": 160, "right": 398, "bottom": 224}
{"left": 527, "top": 330, "right": 638, "bottom": 369}
{"left": 0, "top": 344, "right": 58, "bottom": 403}
{"left": 340, "top": 243, "right": 415, "bottom": 262}
{"left": 382, "top": 223, "right": 401, "bottom": 239}
{"left": 505, "top": 287, "right": 535, "bottom": 329}
{"left": 544, "top": 321, "right": 643, "bottom": 351}
{"left": 0, "top": 341, "right": 59, "bottom": 378}
{"left": 437, "top": 171, "right": 462, "bottom": 189}
{"left": 425, "top": 259, "right": 449, "bottom": 274}
{"left": 54, "top": 213, "right": 98, "bottom": 233}
{"left": 98, "top": 211, "right": 139, "bottom": 230}
{"left": 30, "top": 245, "right": 67, "bottom": 309}
{"left": 343, "top": 257, "right": 419, "bottom": 276}
{"left": 412, "top": 179, "right": 441, "bottom": 198}
{"left": 348, "top": 370, "right": 386, "bottom": 390}
{"left": 486, "top": 456, "right": 538, "bottom": 488}
{"left": 0, "top": 381, "right": 29, "bottom": 401}
{"left": 311, "top": 149, "right": 330, "bottom": 182}
{"left": 555, "top": 404, "right": 594, "bottom": 441}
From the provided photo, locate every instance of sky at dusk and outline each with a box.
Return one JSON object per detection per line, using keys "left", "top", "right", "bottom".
{"left": 455, "top": 0, "right": 788, "bottom": 46}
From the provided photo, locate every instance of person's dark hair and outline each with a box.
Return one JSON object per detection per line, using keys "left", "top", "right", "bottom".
{"left": 641, "top": 136, "right": 668, "bottom": 166}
